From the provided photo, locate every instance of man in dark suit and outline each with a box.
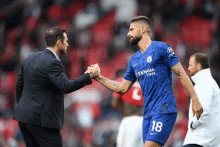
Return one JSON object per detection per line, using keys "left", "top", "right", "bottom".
{"left": 13, "top": 27, "right": 100, "bottom": 147}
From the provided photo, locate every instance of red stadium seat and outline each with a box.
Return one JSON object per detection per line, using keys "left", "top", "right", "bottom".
{"left": 90, "top": 11, "right": 116, "bottom": 45}
{"left": 66, "top": 1, "right": 85, "bottom": 18}
{"left": 0, "top": 72, "right": 16, "bottom": 93}
{"left": 99, "top": 63, "right": 116, "bottom": 78}
{"left": 59, "top": 21, "right": 70, "bottom": 30}
{"left": 162, "top": 33, "right": 181, "bottom": 53}
{"left": 2, "top": 118, "right": 18, "bottom": 140}
{"left": 113, "top": 51, "right": 131, "bottom": 71}
{"left": 68, "top": 49, "right": 81, "bottom": 79}
{"left": 47, "top": 5, "right": 62, "bottom": 20}
{"left": 26, "top": 17, "right": 39, "bottom": 32}
{"left": 7, "top": 28, "right": 20, "bottom": 45}
{"left": 175, "top": 79, "right": 188, "bottom": 111}
{"left": 181, "top": 0, "right": 201, "bottom": 7}
{"left": 179, "top": 15, "right": 212, "bottom": 49}
{"left": 86, "top": 45, "right": 108, "bottom": 66}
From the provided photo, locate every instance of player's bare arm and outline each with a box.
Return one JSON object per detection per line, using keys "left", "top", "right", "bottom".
{"left": 95, "top": 75, "right": 134, "bottom": 94}
{"left": 171, "top": 62, "right": 203, "bottom": 119}
{"left": 112, "top": 96, "right": 121, "bottom": 109}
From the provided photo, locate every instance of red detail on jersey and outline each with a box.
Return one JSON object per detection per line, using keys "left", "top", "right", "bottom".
{"left": 112, "top": 77, "right": 143, "bottom": 106}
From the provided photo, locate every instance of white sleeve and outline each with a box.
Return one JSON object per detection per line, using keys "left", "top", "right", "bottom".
{"left": 191, "top": 82, "right": 213, "bottom": 129}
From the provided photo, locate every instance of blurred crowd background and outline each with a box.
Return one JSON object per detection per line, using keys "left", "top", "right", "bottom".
{"left": 0, "top": 0, "right": 220, "bottom": 146}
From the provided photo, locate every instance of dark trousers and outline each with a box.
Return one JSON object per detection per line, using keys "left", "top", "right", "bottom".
{"left": 19, "top": 122, "right": 63, "bottom": 147}
{"left": 183, "top": 144, "right": 203, "bottom": 147}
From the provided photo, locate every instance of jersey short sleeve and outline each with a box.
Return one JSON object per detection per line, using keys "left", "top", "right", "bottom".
{"left": 123, "top": 57, "right": 137, "bottom": 82}
{"left": 162, "top": 44, "right": 179, "bottom": 68}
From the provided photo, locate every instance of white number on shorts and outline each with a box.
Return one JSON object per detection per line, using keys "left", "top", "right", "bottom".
{"left": 152, "top": 121, "right": 163, "bottom": 132}
{"left": 132, "top": 88, "right": 141, "bottom": 100}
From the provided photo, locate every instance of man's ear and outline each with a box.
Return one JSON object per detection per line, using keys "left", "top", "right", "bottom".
{"left": 197, "top": 63, "right": 202, "bottom": 70}
{"left": 141, "top": 25, "right": 150, "bottom": 34}
{"left": 141, "top": 26, "right": 146, "bottom": 34}
{"left": 57, "top": 40, "right": 62, "bottom": 46}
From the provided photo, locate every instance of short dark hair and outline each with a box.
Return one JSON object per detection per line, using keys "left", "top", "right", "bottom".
{"left": 192, "top": 53, "right": 210, "bottom": 69}
{"left": 131, "top": 16, "right": 151, "bottom": 27}
{"left": 45, "top": 27, "right": 66, "bottom": 47}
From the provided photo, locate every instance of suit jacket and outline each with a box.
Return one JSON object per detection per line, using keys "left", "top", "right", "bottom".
{"left": 13, "top": 49, "right": 92, "bottom": 129}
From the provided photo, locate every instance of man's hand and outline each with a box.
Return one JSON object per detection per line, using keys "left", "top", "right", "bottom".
{"left": 192, "top": 97, "right": 203, "bottom": 120}
{"left": 85, "top": 63, "right": 101, "bottom": 78}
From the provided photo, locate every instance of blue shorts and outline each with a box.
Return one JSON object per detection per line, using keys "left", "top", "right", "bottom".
{"left": 142, "top": 112, "right": 177, "bottom": 146}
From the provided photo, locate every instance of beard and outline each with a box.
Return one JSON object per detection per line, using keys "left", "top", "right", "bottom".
{"left": 59, "top": 48, "right": 66, "bottom": 54}
{"left": 189, "top": 72, "right": 194, "bottom": 77}
{"left": 189, "top": 69, "right": 198, "bottom": 77}
{"left": 129, "top": 35, "right": 142, "bottom": 45}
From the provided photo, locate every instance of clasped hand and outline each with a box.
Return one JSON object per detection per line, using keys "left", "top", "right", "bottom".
{"left": 85, "top": 63, "right": 101, "bottom": 78}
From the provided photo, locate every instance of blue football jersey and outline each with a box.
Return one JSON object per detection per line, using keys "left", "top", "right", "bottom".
{"left": 124, "top": 41, "right": 179, "bottom": 118}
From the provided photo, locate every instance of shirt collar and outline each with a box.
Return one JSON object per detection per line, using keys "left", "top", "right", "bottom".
{"left": 46, "top": 48, "right": 61, "bottom": 61}
{"left": 191, "top": 68, "right": 211, "bottom": 84}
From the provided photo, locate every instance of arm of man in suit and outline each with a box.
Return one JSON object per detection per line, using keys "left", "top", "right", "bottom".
{"left": 48, "top": 60, "right": 96, "bottom": 94}
{"left": 16, "top": 64, "right": 24, "bottom": 103}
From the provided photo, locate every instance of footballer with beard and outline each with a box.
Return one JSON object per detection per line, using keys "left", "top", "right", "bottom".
{"left": 91, "top": 16, "right": 203, "bottom": 147}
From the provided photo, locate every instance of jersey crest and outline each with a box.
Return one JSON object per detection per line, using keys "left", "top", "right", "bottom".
{"left": 147, "top": 56, "right": 152, "bottom": 63}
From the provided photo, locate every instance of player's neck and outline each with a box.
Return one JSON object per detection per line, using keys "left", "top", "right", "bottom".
{"left": 138, "top": 36, "right": 151, "bottom": 53}
{"left": 47, "top": 46, "right": 60, "bottom": 57}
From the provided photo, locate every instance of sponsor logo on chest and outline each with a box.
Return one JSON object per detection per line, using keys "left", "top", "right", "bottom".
{"left": 137, "top": 55, "right": 156, "bottom": 76}
{"left": 138, "top": 68, "right": 155, "bottom": 76}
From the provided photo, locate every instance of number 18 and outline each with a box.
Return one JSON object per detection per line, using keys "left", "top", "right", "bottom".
{"left": 152, "top": 120, "right": 163, "bottom": 132}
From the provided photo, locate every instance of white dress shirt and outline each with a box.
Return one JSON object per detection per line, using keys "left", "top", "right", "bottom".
{"left": 183, "top": 68, "right": 220, "bottom": 147}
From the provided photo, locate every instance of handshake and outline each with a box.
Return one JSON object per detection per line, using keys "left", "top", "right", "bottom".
{"left": 85, "top": 63, "right": 101, "bottom": 78}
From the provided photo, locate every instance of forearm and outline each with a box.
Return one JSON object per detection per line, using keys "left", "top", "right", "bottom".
{"left": 179, "top": 75, "right": 198, "bottom": 100}
{"left": 95, "top": 75, "right": 122, "bottom": 93}
{"left": 112, "top": 96, "right": 120, "bottom": 109}
{"left": 172, "top": 62, "right": 198, "bottom": 100}
{"left": 60, "top": 73, "right": 92, "bottom": 94}
{"left": 49, "top": 61, "right": 92, "bottom": 94}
